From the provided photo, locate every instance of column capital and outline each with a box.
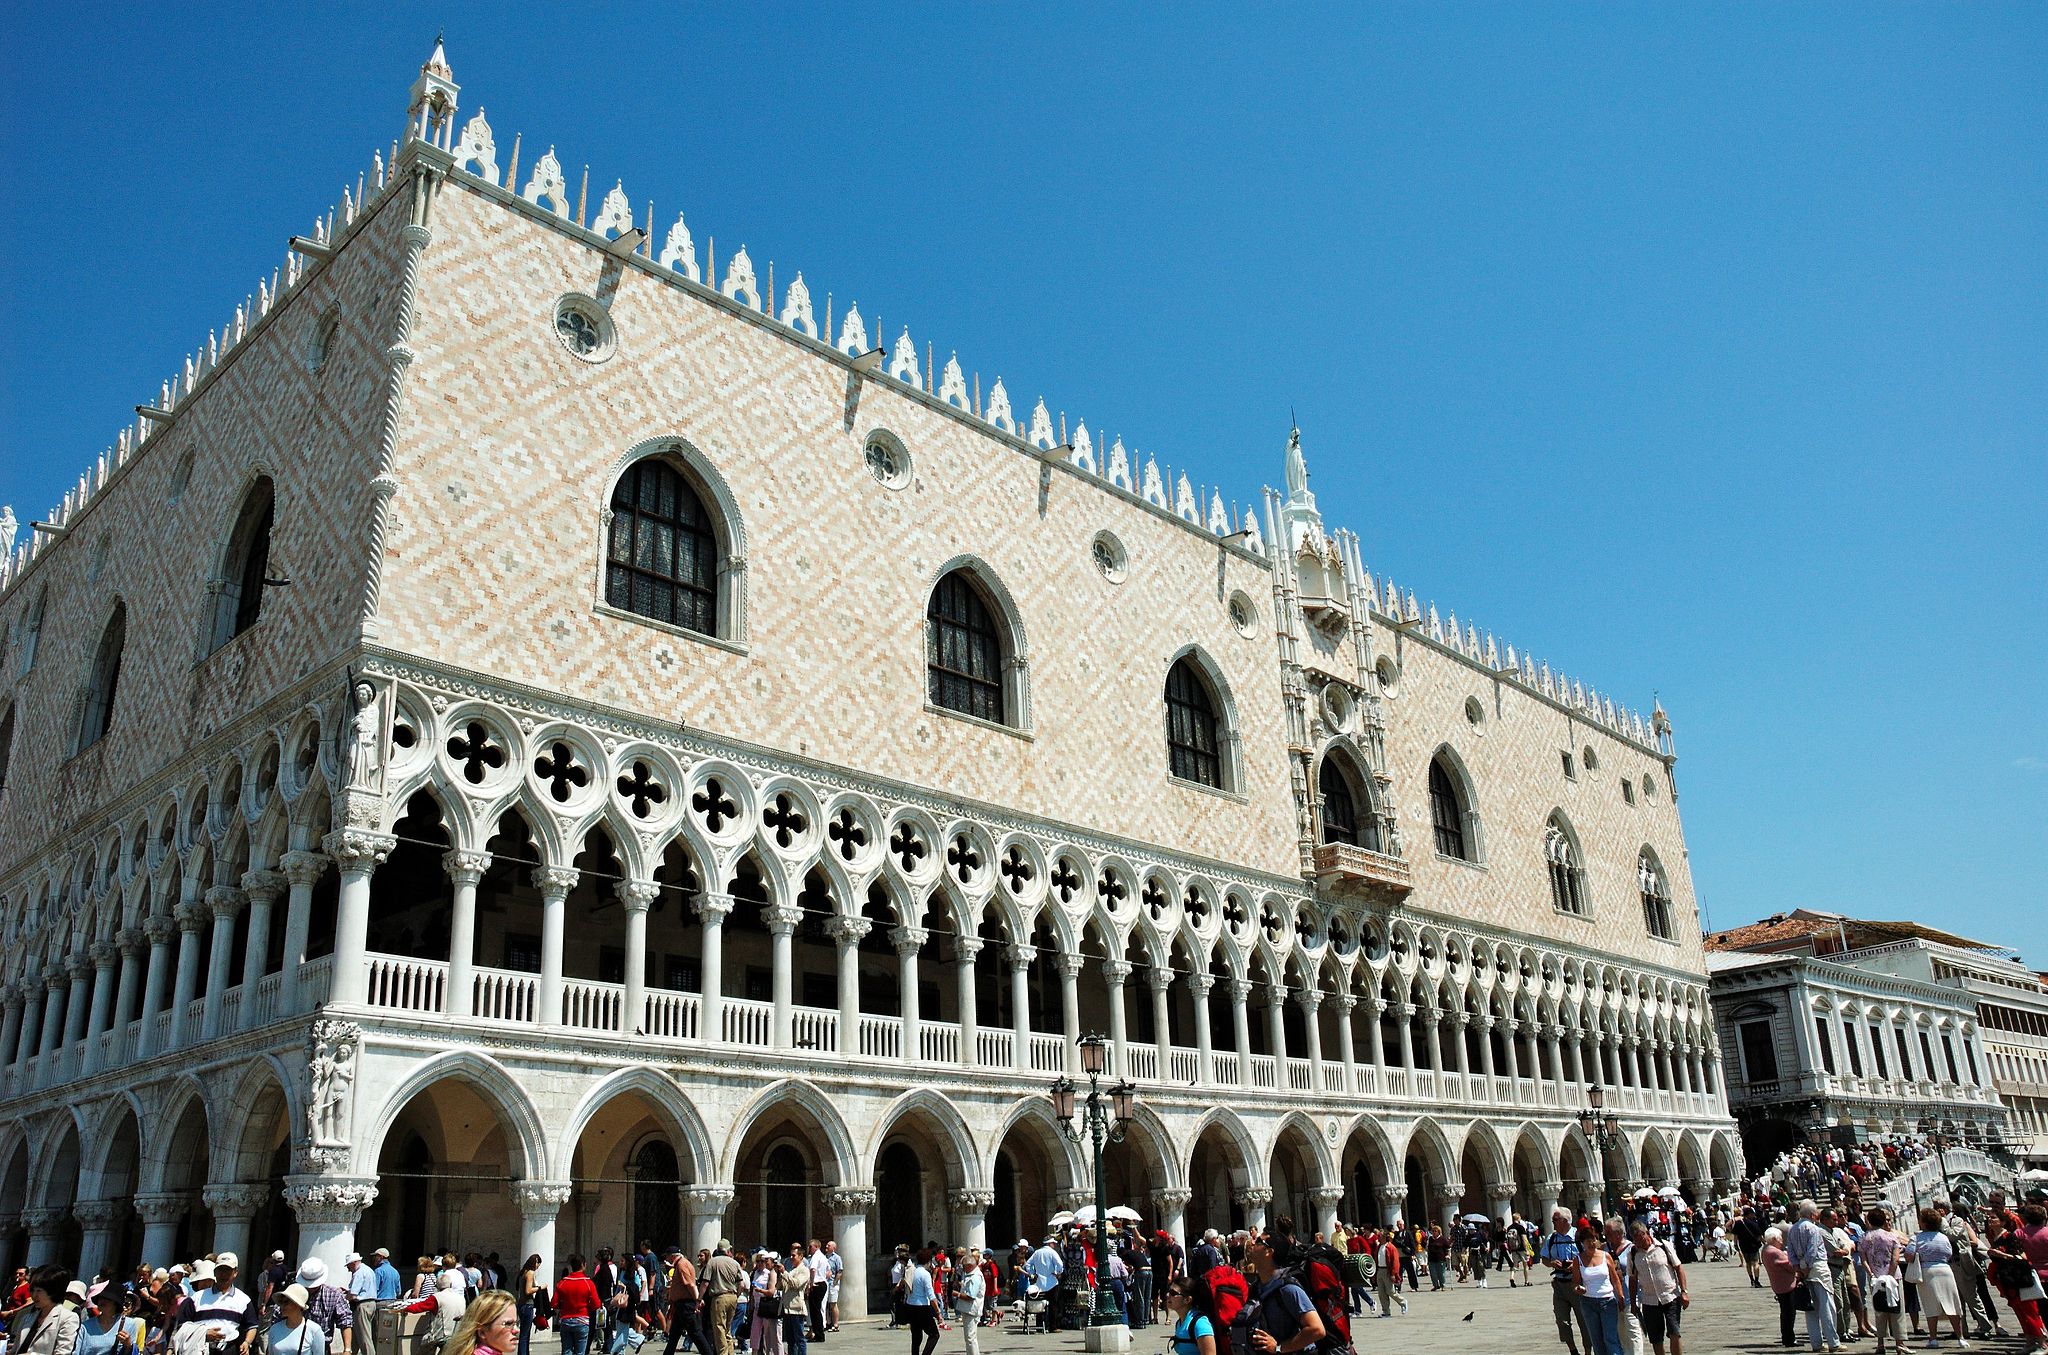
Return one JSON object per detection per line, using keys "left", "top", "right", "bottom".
{"left": 1434, "top": 1181, "right": 1466, "bottom": 1205}
{"left": 1533, "top": 1178, "right": 1564, "bottom": 1198}
{"left": 1101, "top": 960, "right": 1132, "bottom": 985}
{"left": 175, "top": 901, "right": 210, "bottom": 933}
{"left": 1395, "top": 1001, "right": 1416, "bottom": 1018}
{"left": 954, "top": 936, "right": 986, "bottom": 961}
{"left": 280, "top": 850, "right": 330, "bottom": 888}
{"left": 1188, "top": 973, "right": 1215, "bottom": 997}
{"left": 145, "top": 914, "right": 177, "bottom": 944}
{"left": 763, "top": 904, "right": 805, "bottom": 937}
{"left": 283, "top": 1174, "right": 380, "bottom": 1224}
{"left": 1485, "top": 1184, "right": 1517, "bottom": 1206}
{"left": 117, "top": 927, "right": 147, "bottom": 956}
{"left": 240, "top": 869, "right": 288, "bottom": 903}
{"left": 947, "top": 1188, "right": 995, "bottom": 1214}
{"left": 697, "top": 891, "right": 736, "bottom": 920}
{"left": 1228, "top": 978, "right": 1253, "bottom": 1003}
{"left": 1151, "top": 1188, "right": 1193, "bottom": 1213}
{"left": 1420, "top": 1007, "right": 1441, "bottom": 1027}
{"left": 321, "top": 830, "right": 397, "bottom": 874}
{"left": 133, "top": 1191, "right": 194, "bottom": 1224}
{"left": 1005, "top": 943, "right": 1036, "bottom": 970}
{"left": 825, "top": 915, "right": 872, "bottom": 945}
{"left": 1375, "top": 1185, "right": 1409, "bottom": 1204}
{"left": 891, "top": 925, "right": 928, "bottom": 956}
{"left": 73, "top": 1200, "right": 126, "bottom": 1230}
{"left": 66, "top": 953, "right": 92, "bottom": 982}
{"left": 206, "top": 885, "right": 248, "bottom": 919}
{"left": 511, "top": 1179, "right": 575, "bottom": 1214}
{"left": 611, "top": 879, "right": 659, "bottom": 913}
{"left": 1331, "top": 991, "right": 1356, "bottom": 1013}
{"left": 1233, "top": 1187, "right": 1273, "bottom": 1208}
{"left": 202, "top": 1183, "right": 269, "bottom": 1219}
{"left": 531, "top": 865, "right": 579, "bottom": 899}
{"left": 1052, "top": 951, "right": 1087, "bottom": 980}
{"left": 20, "top": 1207, "right": 68, "bottom": 1234}
{"left": 443, "top": 849, "right": 492, "bottom": 887}
{"left": 1308, "top": 1186, "right": 1346, "bottom": 1209}
{"left": 89, "top": 941, "right": 118, "bottom": 968}
{"left": 1146, "top": 967, "right": 1174, "bottom": 994}
{"left": 1296, "top": 988, "right": 1324, "bottom": 1012}
{"left": 826, "top": 1186, "right": 876, "bottom": 1216}
{"left": 684, "top": 1184, "right": 736, "bottom": 1211}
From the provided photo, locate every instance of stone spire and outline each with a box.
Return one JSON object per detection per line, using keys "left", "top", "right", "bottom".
{"left": 1281, "top": 424, "right": 1325, "bottom": 550}
{"left": 407, "top": 34, "right": 460, "bottom": 147}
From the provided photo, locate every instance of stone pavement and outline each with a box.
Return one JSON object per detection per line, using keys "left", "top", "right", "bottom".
{"left": 523, "top": 1256, "right": 2037, "bottom": 1355}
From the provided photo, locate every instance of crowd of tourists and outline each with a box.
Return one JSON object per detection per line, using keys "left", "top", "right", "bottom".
{"left": 1744, "top": 1135, "right": 1945, "bottom": 1222}
{"left": 1712, "top": 1185, "right": 2048, "bottom": 1354}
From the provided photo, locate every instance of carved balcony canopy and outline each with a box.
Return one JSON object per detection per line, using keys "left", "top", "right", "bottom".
{"left": 1311, "top": 841, "right": 1414, "bottom": 904}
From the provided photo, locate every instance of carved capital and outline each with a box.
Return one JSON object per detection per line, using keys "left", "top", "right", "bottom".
{"left": 511, "top": 1180, "right": 574, "bottom": 1214}
{"left": 1436, "top": 1181, "right": 1466, "bottom": 1205}
{"left": 1188, "top": 974, "right": 1215, "bottom": 997}
{"left": 1395, "top": 1001, "right": 1416, "bottom": 1019}
{"left": 764, "top": 904, "right": 806, "bottom": 937}
{"left": 619, "top": 880, "right": 664, "bottom": 915}
{"left": 1228, "top": 978, "right": 1254, "bottom": 1004}
{"left": 947, "top": 1188, "right": 995, "bottom": 1214}
{"left": 240, "top": 869, "right": 288, "bottom": 904}
{"left": 73, "top": 1200, "right": 127, "bottom": 1230}
{"left": 174, "top": 901, "right": 210, "bottom": 933}
{"left": 1101, "top": 960, "right": 1132, "bottom": 985}
{"left": 682, "top": 1185, "right": 735, "bottom": 1212}
{"left": 1296, "top": 988, "right": 1324, "bottom": 1012}
{"left": 207, "top": 886, "right": 247, "bottom": 919}
{"left": 442, "top": 849, "right": 491, "bottom": 887}
{"left": 1332, "top": 991, "right": 1357, "bottom": 1013}
{"left": 88, "top": 942, "right": 117, "bottom": 970}
{"left": 1308, "top": 1186, "right": 1346, "bottom": 1209}
{"left": 116, "top": 927, "right": 147, "bottom": 956}
{"left": 203, "top": 1183, "right": 269, "bottom": 1219}
{"left": 1151, "top": 1188, "right": 1193, "bottom": 1213}
{"left": 1533, "top": 1178, "right": 1564, "bottom": 1198}
{"left": 322, "top": 829, "right": 396, "bottom": 874}
{"left": 280, "top": 850, "right": 330, "bottom": 889}
{"left": 133, "top": 1191, "right": 194, "bottom": 1224}
{"left": 825, "top": 1187, "right": 876, "bottom": 1216}
{"left": 825, "top": 915, "right": 871, "bottom": 945}
{"left": 144, "top": 914, "right": 177, "bottom": 944}
{"left": 1054, "top": 952, "right": 1088, "bottom": 980}
{"left": 1376, "top": 1185, "right": 1409, "bottom": 1204}
{"left": 1234, "top": 1187, "right": 1273, "bottom": 1208}
{"left": 890, "top": 925, "right": 929, "bottom": 956}
{"left": 284, "top": 1175, "right": 380, "bottom": 1224}
{"left": 1005, "top": 943, "right": 1036, "bottom": 970}
{"left": 697, "top": 891, "right": 736, "bottom": 921}
{"left": 20, "top": 1207, "right": 68, "bottom": 1233}
{"left": 954, "top": 936, "right": 986, "bottom": 961}
{"left": 531, "top": 865, "right": 579, "bottom": 898}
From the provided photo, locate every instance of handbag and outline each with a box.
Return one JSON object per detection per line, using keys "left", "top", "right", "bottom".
{"left": 1790, "top": 1283, "right": 1812, "bottom": 1311}
{"left": 754, "top": 1291, "right": 780, "bottom": 1320}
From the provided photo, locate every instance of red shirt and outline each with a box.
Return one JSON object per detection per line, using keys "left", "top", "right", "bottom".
{"left": 555, "top": 1273, "right": 602, "bottom": 1322}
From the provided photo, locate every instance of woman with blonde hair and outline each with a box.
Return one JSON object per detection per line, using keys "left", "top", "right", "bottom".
{"left": 445, "top": 1291, "right": 519, "bottom": 1355}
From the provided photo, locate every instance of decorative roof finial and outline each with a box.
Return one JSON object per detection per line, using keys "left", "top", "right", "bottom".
{"left": 408, "top": 33, "right": 460, "bottom": 147}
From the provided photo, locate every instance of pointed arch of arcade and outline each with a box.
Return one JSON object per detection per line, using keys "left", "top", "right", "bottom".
{"left": 215, "top": 1056, "right": 304, "bottom": 1185}
{"left": 355, "top": 1049, "right": 549, "bottom": 1180}
{"left": 1187, "top": 1106, "right": 1266, "bottom": 1190}
{"left": 1675, "top": 1131, "right": 1709, "bottom": 1191}
{"left": 1401, "top": 1115, "right": 1457, "bottom": 1219}
{"left": 990, "top": 1096, "right": 1088, "bottom": 1192}
{"left": 1638, "top": 1127, "right": 1676, "bottom": 1188}
{"left": 32, "top": 1110, "right": 86, "bottom": 1208}
{"left": 1460, "top": 1118, "right": 1512, "bottom": 1195}
{"left": 79, "top": 1093, "right": 149, "bottom": 1200}
{"left": 139, "top": 1080, "right": 215, "bottom": 1195}
{"left": 553, "top": 1067, "right": 719, "bottom": 1184}
{"left": 1709, "top": 1131, "right": 1742, "bottom": 1187}
{"left": 722, "top": 1078, "right": 859, "bottom": 1187}
{"left": 1268, "top": 1110, "right": 1338, "bottom": 1187}
{"left": 866, "top": 1088, "right": 985, "bottom": 1191}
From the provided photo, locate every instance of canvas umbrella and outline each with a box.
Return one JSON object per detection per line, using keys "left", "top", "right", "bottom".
{"left": 1460, "top": 1213, "right": 1491, "bottom": 1223}
{"left": 1047, "top": 1211, "right": 1076, "bottom": 1228}
{"left": 1107, "top": 1206, "right": 1143, "bottom": 1222}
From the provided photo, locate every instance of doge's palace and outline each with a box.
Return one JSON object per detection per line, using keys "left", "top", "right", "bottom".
{"left": 0, "top": 46, "right": 1737, "bottom": 1307}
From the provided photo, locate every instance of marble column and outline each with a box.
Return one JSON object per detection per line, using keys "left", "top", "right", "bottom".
{"left": 135, "top": 919, "right": 173, "bottom": 1056}
{"left": 83, "top": 943, "right": 118, "bottom": 1072}
{"left": 1376, "top": 1184, "right": 1408, "bottom": 1228}
{"left": 895, "top": 925, "right": 927, "bottom": 1060}
{"left": 1265, "top": 988, "right": 1288, "bottom": 1073}
{"left": 21, "top": 1207, "right": 64, "bottom": 1267}
{"left": 168, "top": 902, "right": 207, "bottom": 1047}
{"left": 827, "top": 1188, "right": 877, "bottom": 1321}
{"left": 1396, "top": 1003, "right": 1418, "bottom": 1076}
{"left": 322, "top": 830, "right": 396, "bottom": 1008}
{"left": 699, "top": 892, "right": 735, "bottom": 1045}
{"left": 285, "top": 1175, "right": 381, "bottom": 1273}
{"left": 684, "top": 1185, "right": 734, "bottom": 1259}
{"left": 277, "top": 850, "right": 328, "bottom": 1013}
{"left": 1103, "top": 961, "right": 1131, "bottom": 1078}
{"left": 1151, "top": 1188, "right": 1192, "bottom": 1246}
{"left": 1231, "top": 979, "right": 1255, "bottom": 1088}
{"left": 204, "top": 1183, "right": 268, "bottom": 1263}
{"left": 948, "top": 1188, "right": 993, "bottom": 1252}
{"left": 112, "top": 930, "right": 143, "bottom": 1051}
{"left": 765, "top": 903, "right": 804, "bottom": 1050}
{"left": 829, "top": 917, "right": 870, "bottom": 1056}
{"left": 533, "top": 865, "right": 578, "bottom": 1027}
{"left": 513, "top": 1181, "right": 574, "bottom": 1286}
{"left": 1435, "top": 1180, "right": 1466, "bottom": 1227}
{"left": 442, "top": 850, "right": 490, "bottom": 1019}
{"left": 134, "top": 1193, "right": 192, "bottom": 1269}
{"left": 1055, "top": 953, "right": 1085, "bottom": 1075}
{"left": 1234, "top": 1187, "right": 1272, "bottom": 1234}
{"left": 1532, "top": 1178, "right": 1564, "bottom": 1228}
{"left": 1332, "top": 993, "right": 1357, "bottom": 1093}
{"left": 1189, "top": 974, "right": 1216, "bottom": 1085}
{"left": 74, "top": 1200, "right": 126, "bottom": 1280}
{"left": 955, "top": 937, "right": 982, "bottom": 1065}
{"left": 1309, "top": 1186, "right": 1344, "bottom": 1240}
{"left": 201, "top": 886, "right": 246, "bottom": 1038}
{"left": 0, "top": 984, "right": 23, "bottom": 1071}
{"left": 1300, "top": 990, "right": 1326, "bottom": 1089}
{"left": 1149, "top": 969, "right": 1173, "bottom": 1074}
{"left": 238, "top": 869, "right": 287, "bottom": 1023}
{"left": 1007, "top": 943, "right": 1033, "bottom": 1072}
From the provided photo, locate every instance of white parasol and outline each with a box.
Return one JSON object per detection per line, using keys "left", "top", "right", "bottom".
{"left": 1107, "top": 1205, "right": 1144, "bottom": 1222}
{"left": 1046, "top": 1211, "right": 1076, "bottom": 1228}
{"left": 1460, "top": 1213, "right": 1492, "bottom": 1224}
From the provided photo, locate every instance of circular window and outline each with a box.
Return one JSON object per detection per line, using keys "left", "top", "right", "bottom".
{"left": 1464, "top": 696, "right": 1485, "bottom": 729}
{"left": 552, "top": 294, "right": 615, "bottom": 363}
{"left": 1091, "top": 531, "right": 1128, "bottom": 584}
{"left": 167, "top": 451, "right": 194, "bottom": 504}
{"left": 1642, "top": 772, "right": 1658, "bottom": 801}
{"left": 1320, "top": 683, "right": 1353, "bottom": 732}
{"left": 864, "top": 433, "right": 911, "bottom": 490}
{"left": 1228, "top": 589, "right": 1257, "bottom": 636}
{"left": 1583, "top": 745, "right": 1600, "bottom": 773}
{"left": 306, "top": 307, "right": 339, "bottom": 375}
{"left": 1375, "top": 655, "right": 1399, "bottom": 697}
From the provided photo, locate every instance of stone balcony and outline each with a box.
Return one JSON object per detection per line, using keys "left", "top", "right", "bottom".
{"left": 1312, "top": 842, "right": 1415, "bottom": 902}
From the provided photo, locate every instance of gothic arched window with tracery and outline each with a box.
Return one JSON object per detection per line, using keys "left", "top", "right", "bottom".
{"left": 927, "top": 571, "right": 1006, "bottom": 724}
{"left": 1429, "top": 757, "right": 1469, "bottom": 860}
{"left": 1165, "top": 658, "right": 1224, "bottom": 788}
{"left": 606, "top": 458, "right": 719, "bottom": 636}
{"left": 1639, "top": 851, "right": 1674, "bottom": 939}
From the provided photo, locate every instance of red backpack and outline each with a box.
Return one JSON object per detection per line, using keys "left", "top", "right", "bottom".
{"left": 1194, "top": 1263, "right": 1250, "bottom": 1355}
{"left": 1284, "top": 1244, "right": 1355, "bottom": 1355}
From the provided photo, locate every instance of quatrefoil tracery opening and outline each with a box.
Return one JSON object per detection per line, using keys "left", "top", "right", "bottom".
{"left": 446, "top": 722, "right": 506, "bottom": 785}
{"left": 946, "top": 834, "right": 982, "bottom": 883}
{"left": 534, "top": 742, "right": 590, "bottom": 803}
{"left": 1140, "top": 878, "right": 1168, "bottom": 922}
{"left": 1221, "top": 895, "right": 1249, "bottom": 936}
{"left": 1260, "top": 904, "right": 1285, "bottom": 944}
{"left": 828, "top": 808, "right": 869, "bottom": 862}
{"left": 1184, "top": 885, "right": 1210, "bottom": 928}
{"left": 764, "top": 794, "right": 809, "bottom": 849}
{"left": 692, "top": 777, "right": 739, "bottom": 833}
{"left": 889, "top": 823, "right": 928, "bottom": 874}
{"left": 1101, "top": 871, "right": 1132, "bottom": 915}
{"left": 618, "top": 761, "right": 667, "bottom": 819}
{"left": 1048, "top": 857, "right": 1082, "bottom": 905}
{"left": 999, "top": 846, "right": 1035, "bottom": 895}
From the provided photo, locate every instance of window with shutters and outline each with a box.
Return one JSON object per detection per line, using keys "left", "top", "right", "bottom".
{"left": 927, "top": 570, "right": 1007, "bottom": 725}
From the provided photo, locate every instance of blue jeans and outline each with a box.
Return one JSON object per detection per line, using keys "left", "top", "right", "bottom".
{"left": 1803, "top": 1279, "right": 1839, "bottom": 1350}
{"left": 517, "top": 1303, "right": 534, "bottom": 1355}
{"left": 561, "top": 1318, "right": 593, "bottom": 1355}
{"left": 1577, "top": 1295, "right": 1623, "bottom": 1355}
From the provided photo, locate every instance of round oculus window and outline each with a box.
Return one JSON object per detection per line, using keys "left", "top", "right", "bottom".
{"left": 1374, "top": 655, "right": 1399, "bottom": 697}
{"left": 1091, "top": 531, "right": 1128, "bottom": 583}
{"left": 1228, "top": 590, "right": 1257, "bottom": 636}
{"left": 864, "top": 434, "right": 911, "bottom": 489}
{"left": 1464, "top": 695, "right": 1485, "bottom": 728}
{"left": 553, "top": 294, "right": 615, "bottom": 362}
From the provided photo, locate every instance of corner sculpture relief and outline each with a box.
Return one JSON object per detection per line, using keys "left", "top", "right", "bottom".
{"left": 307, "top": 1017, "right": 361, "bottom": 1148}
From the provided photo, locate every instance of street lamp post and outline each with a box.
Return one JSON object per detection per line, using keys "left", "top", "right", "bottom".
{"left": 1576, "top": 1084, "right": 1624, "bottom": 1221}
{"left": 1052, "top": 1031, "right": 1137, "bottom": 1340}
{"left": 1921, "top": 1122, "right": 1956, "bottom": 1204}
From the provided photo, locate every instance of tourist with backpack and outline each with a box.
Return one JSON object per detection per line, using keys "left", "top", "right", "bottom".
{"left": 1162, "top": 1277, "right": 1218, "bottom": 1355}
{"left": 1229, "top": 1235, "right": 1327, "bottom": 1355}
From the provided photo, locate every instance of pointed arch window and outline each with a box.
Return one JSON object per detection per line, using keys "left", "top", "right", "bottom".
{"left": 1639, "top": 852, "right": 1674, "bottom": 939}
{"left": 76, "top": 602, "right": 127, "bottom": 753}
{"left": 606, "top": 458, "right": 720, "bottom": 636}
{"left": 1319, "top": 751, "right": 1381, "bottom": 851}
{"left": 927, "top": 571, "right": 1006, "bottom": 724}
{"left": 0, "top": 703, "right": 13, "bottom": 799}
{"left": 209, "top": 477, "right": 276, "bottom": 652}
{"left": 1428, "top": 757, "right": 1469, "bottom": 860}
{"left": 1165, "top": 657, "right": 1224, "bottom": 788}
{"left": 1545, "top": 816, "right": 1587, "bottom": 916}
{"left": 16, "top": 589, "right": 45, "bottom": 676}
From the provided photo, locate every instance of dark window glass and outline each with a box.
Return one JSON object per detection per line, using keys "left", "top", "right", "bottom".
{"left": 1429, "top": 760, "right": 1467, "bottom": 859}
{"left": 606, "top": 459, "right": 719, "bottom": 636}
{"left": 1842, "top": 1019, "right": 1862, "bottom": 1076}
{"left": 1320, "top": 757, "right": 1359, "bottom": 846}
{"left": 0, "top": 705, "right": 13, "bottom": 798}
{"left": 1816, "top": 1018, "right": 1835, "bottom": 1074}
{"left": 1164, "top": 659, "right": 1223, "bottom": 788}
{"left": 503, "top": 933, "right": 542, "bottom": 974}
{"left": 231, "top": 493, "right": 275, "bottom": 639}
{"left": 1869, "top": 1024, "right": 1888, "bottom": 1078}
{"left": 926, "top": 572, "right": 1006, "bottom": 724}
{"left": 78, "top": 605, "right": 127, "bottom": 750}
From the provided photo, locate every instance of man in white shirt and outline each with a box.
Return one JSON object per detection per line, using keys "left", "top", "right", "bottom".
{"left": 822, "top": 1242, "right": 844, "bottom": 1333}
{"left": 1783, "top": 1200, "right": 1838, "bottom": 1353}
{"left": 804, "top": 1241, "right": 829, "bottom": 1343}
{"left": 344, "top": 1255, "right": 379, "bottom": 1355}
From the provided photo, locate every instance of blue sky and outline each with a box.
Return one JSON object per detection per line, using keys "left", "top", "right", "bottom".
{"left": 3, "top": 6, "right": 2043, "bottom": 950}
